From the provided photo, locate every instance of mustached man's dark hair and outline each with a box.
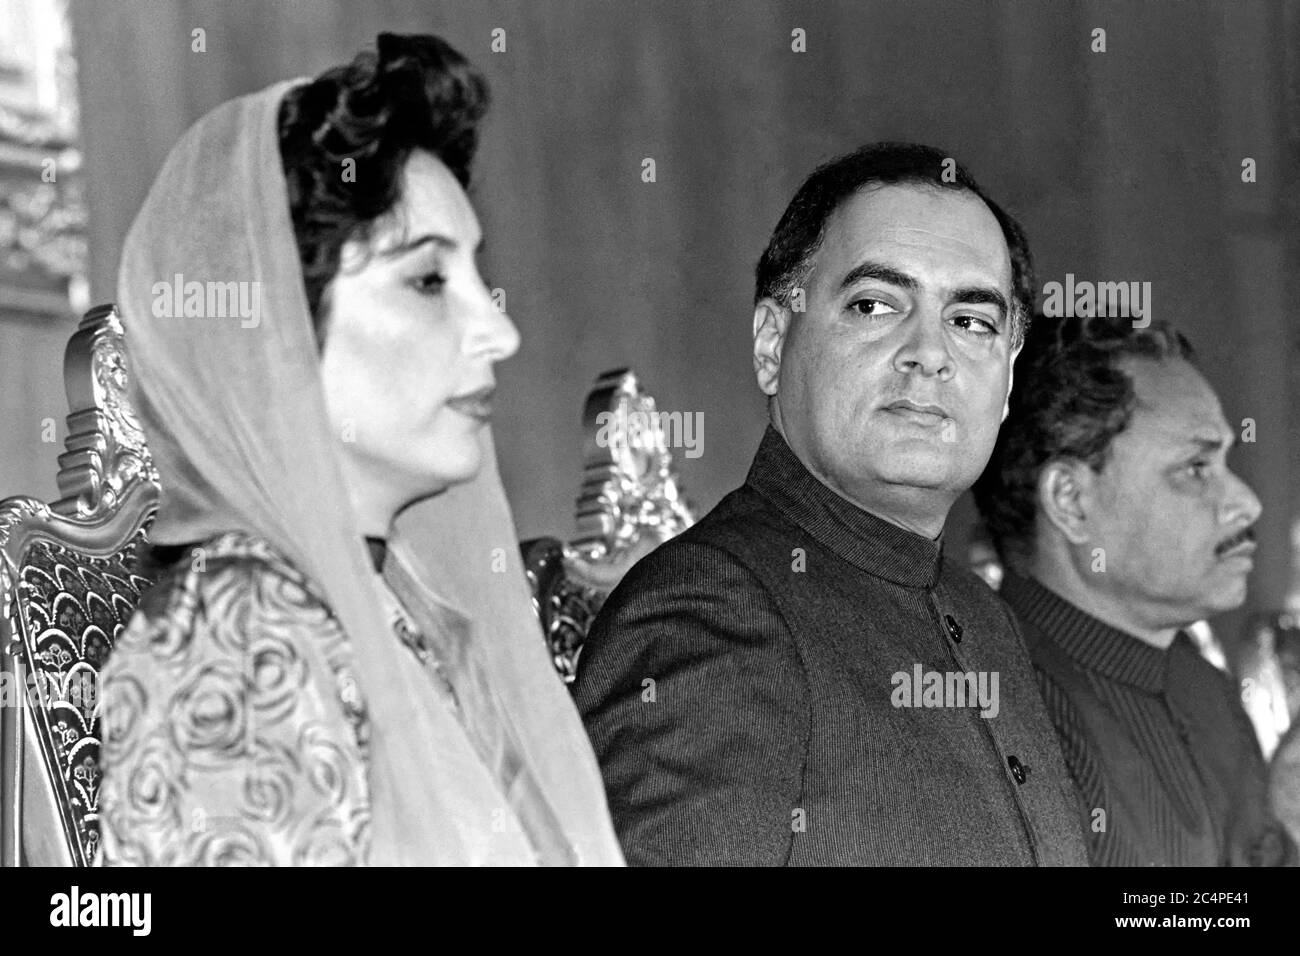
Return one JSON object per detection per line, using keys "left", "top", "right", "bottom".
{"left": 973, "top": 313, "right": 1196, "bottom": 561}
{"left": 754, "top": 141, "right": 1033, "bottom": 348}
{"left": 278, "top": 32, "right": 489, "bottom": 344}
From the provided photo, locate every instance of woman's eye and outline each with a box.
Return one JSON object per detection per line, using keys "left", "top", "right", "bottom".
{"left": 411, "top": 272, "right": 446, "bottom": 295}
{"left": 849, "top": 298, "right": 898, "bottom": 317}
{"left": 951, "top": 314, "right": 998, "bottom": 336}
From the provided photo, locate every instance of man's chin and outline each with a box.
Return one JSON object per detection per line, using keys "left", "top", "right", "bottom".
{"left": 864, "top": 450, "right": 972, "bottom": 494}
{"left": 1194, "top": 570, "right": 1252, "bottom": 615}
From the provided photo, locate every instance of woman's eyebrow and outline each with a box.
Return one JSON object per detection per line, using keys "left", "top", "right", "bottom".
{"left": 381, "top": 233, "right": 458, "bottom": 259}
{"left": 383, "top": 233, "right": 487, "bottom": 260}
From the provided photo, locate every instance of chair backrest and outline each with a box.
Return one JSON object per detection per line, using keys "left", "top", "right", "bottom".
{"left": 0, "top": 303, "right": 158, "bottom": 866}
{"left": 522, "top": 368, "right": 696, "bottom": 683}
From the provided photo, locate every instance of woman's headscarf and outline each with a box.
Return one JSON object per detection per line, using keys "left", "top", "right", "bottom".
{"left": 117, "top": 80, "right": 624, "bottom": 865}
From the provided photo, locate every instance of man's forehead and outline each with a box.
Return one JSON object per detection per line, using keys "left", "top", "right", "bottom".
{"left": 1122, "top": 357, "right": 1230, "bottom": 443}
{"left": 815, "top": 183, "right": 1011, "bottom": 286}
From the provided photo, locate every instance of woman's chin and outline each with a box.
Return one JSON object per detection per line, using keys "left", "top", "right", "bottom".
{"left": 420, "top": 442, "right": 484, "bottom": 491}
{"left": 383, "top": 434, "right": 486, "bottom": 512}
{"left": 397, "top": 454, "right": 484, "bottom": 515}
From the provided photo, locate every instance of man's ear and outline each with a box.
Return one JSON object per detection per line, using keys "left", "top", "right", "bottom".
{"left": 753, "top": 298, "right": 790, "bottom": 397}
{"left": 1002, "top": 340, "right": 1023, "bottom": 423}
{"left": 1037, "top": 459, "right": 1092, "bottom": 546}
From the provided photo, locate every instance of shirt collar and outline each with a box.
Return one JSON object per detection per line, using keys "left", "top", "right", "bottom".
{"left": 745, "top": 424, "right": 943, "bottom": 588}
{"left": 999, "top": 569, "right": 1174, "bottom": 692}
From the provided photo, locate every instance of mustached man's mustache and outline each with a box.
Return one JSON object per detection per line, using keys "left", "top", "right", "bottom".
{"left": 1214, "top": 525, "right": 1256, "bottom": 557}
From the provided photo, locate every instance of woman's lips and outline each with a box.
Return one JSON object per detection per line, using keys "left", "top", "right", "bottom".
{"left": 447, "top": 387, "right": 494, "bottom": 422}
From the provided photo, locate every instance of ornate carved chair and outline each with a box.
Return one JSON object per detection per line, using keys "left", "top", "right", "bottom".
{"left": 0, "top": 304, "right": 159, "bottom": 866}
{"left": 521, "top": 368, "right": 696, "bottom": 683}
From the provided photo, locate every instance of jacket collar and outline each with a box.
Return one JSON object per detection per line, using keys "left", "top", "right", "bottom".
{"left": 745, "top": 424, "right": 943, "bottom": 589}
{"left": 1000, "top": 569, "right": 1178, "bottom": 692}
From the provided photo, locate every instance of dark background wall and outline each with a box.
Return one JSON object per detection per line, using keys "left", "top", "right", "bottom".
{"left": 28, "top": 0, "right": 1296, "bottom": 647}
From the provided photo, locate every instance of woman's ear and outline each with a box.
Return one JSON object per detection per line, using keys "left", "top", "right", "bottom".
{"left": 753, "top": 298, "right": 789, "bottom": 397}
{"left": 1038, "top": 459, "right": 1092, "bottom": 546}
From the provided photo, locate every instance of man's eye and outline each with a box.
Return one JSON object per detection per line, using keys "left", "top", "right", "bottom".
{"left": 849, "top": 298, "right": 898, "bottom": 317}
{"left": 951, "top": 314, "right": 998, "bottom": 336}
{"left": 411, "top": 273, "right": 446, "bottom": 294}
{"left": 1186, "top": 460, "right": 1210, "bottom": 481}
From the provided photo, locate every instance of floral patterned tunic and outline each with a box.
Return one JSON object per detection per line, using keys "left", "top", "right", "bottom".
{"left": 97, "top": 533, "right": 375, "bottom": 865}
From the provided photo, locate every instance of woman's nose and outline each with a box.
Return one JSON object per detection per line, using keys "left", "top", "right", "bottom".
{"left": 469, "top": 286, "right": 520, "bottom": 362}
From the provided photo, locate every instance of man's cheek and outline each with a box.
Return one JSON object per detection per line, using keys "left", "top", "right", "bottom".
{"left": 978, "top": 369, "right": 1013, "bottom": 417}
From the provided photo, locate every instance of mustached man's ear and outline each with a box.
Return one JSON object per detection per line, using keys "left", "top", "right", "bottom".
{"left": 753, "top": 298, "right": 790, "bottom": 397}
{"left": 1038, "top": 459, "right": 1092, "bottom": 546}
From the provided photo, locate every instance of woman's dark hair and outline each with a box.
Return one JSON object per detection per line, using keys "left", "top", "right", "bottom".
{"left": 278, "top": 32, "right": 489, "bottom": 343}
{"left": 973, "top": 313, "right": 1196, "bottom": 561}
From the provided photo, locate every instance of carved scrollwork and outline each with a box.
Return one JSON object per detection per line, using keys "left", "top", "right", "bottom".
{"left": 521, "top": 538, "right": 597, "bottom": 685}
{"left": 1, "top": 527, "right": 154, "bottom": 865}
{"left": 0, "top": 497, "right": 52, "bottom": 653}
{"left": 0, "top": 301, "right": 159, "bottom": 866}
{"left": 525, "top": 369, "right": 698, "bottom": 684}
{"left": 572, "top": 368, "right": 696, "bottom": 563}
{"left": 0, "top": 497, "right": 51, "bottom": 547}
{"left": 53, "top": 305, "right": 157, "bottom": 518}
{"left": 93, "top": 332, "right": 147, "bottom": 456}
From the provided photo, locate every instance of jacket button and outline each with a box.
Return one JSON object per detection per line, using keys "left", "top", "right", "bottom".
{"left": 944, "top": 614, "right": 963, "bottom": 643}
{"left": 1008, "top": 756, "right": 1028, "bottom": 785}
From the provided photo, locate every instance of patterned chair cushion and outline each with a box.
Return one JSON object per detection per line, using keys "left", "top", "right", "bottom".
{"left": 13, "top": 526, "right": 153, "bottom": 862}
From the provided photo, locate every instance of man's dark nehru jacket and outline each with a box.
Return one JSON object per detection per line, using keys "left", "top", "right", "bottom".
{"left": 574, "top": 426, "right": 1089, "bottom": 866}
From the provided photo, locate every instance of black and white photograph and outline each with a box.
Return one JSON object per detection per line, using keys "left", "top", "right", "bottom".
{"left": 0, "top": 0, "right": 1297, "bottom": 930}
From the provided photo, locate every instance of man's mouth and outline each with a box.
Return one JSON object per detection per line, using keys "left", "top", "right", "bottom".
{"left": 446, "top": 385, "right": 495, "bottom": 422}
{"left": 1214, "top": 526, "right": 1257, "bottom": 560}
{"left": 882, "top": 398, "right": 950, "bottom": 426}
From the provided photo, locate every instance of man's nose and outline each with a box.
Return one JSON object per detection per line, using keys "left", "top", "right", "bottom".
{"left": 1222, "top": 469, "right": 1262, "bottom": 527}
{"left": 892, "top": 311, "right": 953, "bottom": 379}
